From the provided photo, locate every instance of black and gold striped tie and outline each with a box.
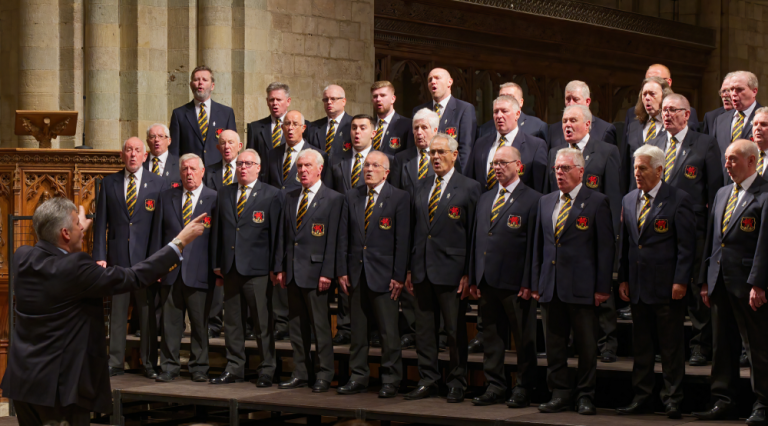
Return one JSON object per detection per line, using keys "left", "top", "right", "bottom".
{"left": 296, "top": 188, "right": 310, "bottom": 229}
{"left": 364, "top": 188, "right": 375, "bottom": 234}
{"left": 418, "top": 149, "right": 429, "bottom": 180}
{"left": 554, "top": 194, "right": 572, "bottom": 242}
{"left": 272, "top": 118, "right": 282, "bottom": 148}
{"left": 223, "top": 163, "right": 233, "bottom": 186}
{"left": 151, "top": 157, "right": 161, "bottom": 175}
{"left": 372, "top": 120, "right": 384, "bottom": 150}
{"left": 486, "top": 136, "right": 507, "bottom": 190}
{"left": 759, "top": 151, "right": 766, "bottom": 175}
{"left": 732, "top": 111, "right": 745, "bottom": 142}
{"left": 236, "top": 186, "right": 248, "bottom": 218}
{"left": 664, "top": 137, "right": 677, "bottom": 182}
{"left": 434, "top": 103, "right": 442, "bottom": 117}
{"left": 283, "top": 147, "right": 294, "bottom": 181}
{"left": 569, "top": 143, "right": 579, "bottom": 150}
{"left": 199, "top": 104, "right": 208, "bottom": 141}
{"left": 351, "top": 153, "right": 363, "bottom": 187}
{"left": 637, "top": 193, "right": 652, "bottom": 233}
{"left": 645, "top": 119, "right": 656, "bottom": 143}
{"left": 325, "top": 119, "right": 336, "bottom": 153}
{"left": 428, "top": 176, "right": 443, "bottom": 224}
{"left": 182, "top": 192, "right": 193, "bottom": 226}
{"left": 126, "top": 174, "right": 137, "bottom": 216}
{"left": 722, "top": 183, "right": 741, "bottom": 234}
{"left": 490, "top": 188, "right": 507, "bottom": 224}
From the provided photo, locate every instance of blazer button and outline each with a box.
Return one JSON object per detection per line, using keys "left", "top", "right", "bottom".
{"left": 204, "top": 150, "right": 207, "bottom": 153}
{"left": 551, "top": 260, "right": 556, "bottom": 265}
{"left": 484, "top": 251, "right": 486, "bottom": 255}
{"left": 557, "top": 244, "right": 561, "bottom": 248}
{"left": 282, "top": 186, "right": 285, "bottom": 189}
{"left": 364, "top": 246, "right": 367, "bottom": 250}
{"left": 231, "top": 246, "right": 234, "bottom": 249}
{"left": 360, "top": 260, "right": 363, "bottom": 263}
{"left": 236, "top": 228, "right": 240, "bottom": 231}
{"left": 721, "top": 243, "right": 725, "bottom": 247}
{"left": 428, "top": 235, "right": 432, "bottom": 239}
{"left": 294, "top": 242, "right": 298, "bottom": 246}
{"left": 129, "top": 223, "right": 132, "bottom": 226}
{"left": 717, "top": 260, "right": 720, "bottom": 264}
{"left": 488, "top": 232, "right": 492, "bottom": 236}
{"left": 638, "top": 245, "right": 642, "bottom": 249}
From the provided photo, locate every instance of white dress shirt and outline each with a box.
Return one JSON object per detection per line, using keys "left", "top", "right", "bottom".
{"left": 238, "top": 178, "right": 257, "bottom": 201}
{"left": 552, "top": 183, "right": 582, "bottom": 232}
{"left": 297, "top": 179, "right": 323, "bottom": 215}
{"left": 433, "top": 95, "right": 452, "bottom": 117}
{"left": 735, "top": 172, "right": 758, "bottom": 206}
{"left": 149, "top": 151, "right": 169, "bottom": 176}
{"left": 636, "top": 179, "right": 662, "bottom": 220}
{"left": 429, "top": 167, "right": 455, "bottom": 203}
{"left": 486, "top": 128, "right": 520, "bottom": 175}
{"left": 194, "top": 98, "right": 212, "bottom": 121}
{"left": 367, "top": 180, "right": 387, "bottom": 205}
{"left": 642, "top": 114, "right": 664, "bottom": 141}
{"left": 271, "top": 113, "right": 287, "bottom": 133}
{"left": 182, "top": 183, "right": 204, "bottom": 212}
{"left": 665, "top": 126, "right": 688, "bottom": 160}
{"left": 493, "top": 177, "right": 521, "bottom": 206}
{"left": 124, "top": 167, "right": 144, "bottom": 200}
{"left": 569, "top": 133, "right": 590, "bottom": 150}
{"left": 350, "top": 145, "right": 373, "bottom": 176}
{"left": 376, "top": 109, "right": 396, "bottom": 138}
{"left": 282, "top": 140, "right": 306, "bottom": 171}
{"left": 732, "top": 101, "right": 757, "bottom": 137}
{"left": 326, "top": 112, "right": 345, "bottom": 138}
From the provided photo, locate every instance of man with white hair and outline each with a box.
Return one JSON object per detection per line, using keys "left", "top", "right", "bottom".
{"left": 93, "top": 137, "right": 168, "bottom": 378}
{"left": 477, "top": 82, "right": 549, "bottom": 142}
{"left": 752, "top": 107, "right": 768, "bottom": 179}
{"left": 713, "top": 71, "right": 762, "bottom": 174}
{"left": 548, "top": 81, "right": 617, "bottom": 148}
{"left": 616, "top": 145, "right": 696, "bottom": 419}
{"left": 308, "top": 84, "right": 352, "bottom": 159}
{"left": 144, "top": 123, "right": 181, "bottom": 187}
{"left": 397, "top": 108, "right": 438, "bottom": 195}
{"left": 700, "top": 77, "right": 734, "bottom": 136}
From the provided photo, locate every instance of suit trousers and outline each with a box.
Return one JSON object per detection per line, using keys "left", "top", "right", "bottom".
{"left": 629, "top": 300, "right": 685, "bottom": 405}
{"left": 287, "top": 280, "right": 335, "bottom": 382}
{"left": 710, "top": 274, "right": 768, "bottom": 409}
{"left": 159, "top": 277, "right": 212, "bottom": 375}
{"left": 335, "top": 283, "right": 352, "bottom": 337}
{"left": 596, "top": 290, "right": 618, "bottom": 354}
{"left": 478, "top": 282, "right": 538, "bottom": 393}
{"left": 208, "top": 285, "right": 224, "bottom": 334}
{"left": 413, "top": 278, "right": 468, "bottom": 389}
{"left": 108, "top": 292, "right": 129, "bottom": 369}
{"left": 273, "top": 285, "right": 289, "bottom": 334}
{"left": 348, "top": 270, "right": 403, "bottom": 385}
{"left": 14, "top": 400, "right": 90, "bottom": 426}
{"left": 138, "top": 284, "right": 161, "bottom": 372}
{"left": 399, "top": 291, "right": 417, "bottom": 339}
{"left": 688, "top": 235, "right": 712, "bottom": 356}
{"left": 223, "top": 271, "right": 275, "bottom": 379}
{"left": 542, "top": 291, "right": 599, "bottom": 402}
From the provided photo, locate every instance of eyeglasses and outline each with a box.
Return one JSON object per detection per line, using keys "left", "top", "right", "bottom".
{"left": 281, "top": 122, "right": 304, "bottom": 129}
{"left": 322, "top": 97, "right": 344, "bottom": 103}
{"left": 491, "top": 160, "right": 518, "bottom": 167}
{"left": 148, "top": 135, "right": 169, "bottom": 140}
{"left": 661, "top": 107, "right": 688, "bottom": 115}
{"left": 236, "top": 161, "right": 259, "bottom": 168}
{"left": 552, "top": 165, "right": 578, "bottom": 173}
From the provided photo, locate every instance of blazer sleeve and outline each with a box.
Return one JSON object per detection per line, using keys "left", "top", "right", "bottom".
{"left": 169, "top": 111, "right": 180, "bottom": 158}
{"left": 463, "top": 182, "right": 481, "bottom": 276}
{"left": 530, "top": 199, "right": 545, "bottom": 292}
{"left": 208, "top": 198, "right": 218, "bottom": 273}
{"left": 604, "top": 123, "right": 618, "bottom": 146}
{"left": 617, "top": 200, "right": 630, "bottom": 283}
{"left": 335, "top": 195, "right": 351, "bottom": 278}
{"left": 148, "top": 193, "right": 164, "bottom": 257}
{"left": 211, "top": 193, "right": 222, "bottom": 271}
{"left": 748, "top": 194, "right": 768, "bottom": 289}
{"left": 273, "top": 197, "right": 287, "bottom": 273}
{"left": 226, "top": 107, "right": 237, "bottom": 132}
{"left": 605, "top": 146, "right": 624, "bottom": 236}
{"left": 321, "top": 195, "right": 346, "bottom": 280}
{"left": 538, "top": 122, "right": 549, "bottom": 145}
{"left": 531, "top": 141, "right": 548, "bottom": 193}
{"left": 468, "top": 210, "right": 479, "bottom": 287}
{"left": 698, "top": 193, "right": 718, "bottom": 285}
{"left": 269, "top": 191, "right": 285, "bottom": 273}
{"left": 705, "top": 139, "right": 725, "bottom": 209}
{"left": 521, "top": 196, "right": 539, "bottom": 289}
{"left": 393, "top": 191, "right": 411, "bottom": 283}
{"left": 458, "top": 105, "right": 477, "bottom": 175}
{"left": 674, "top": 194, "right": 697, "bottom": 285}
{"left": 92, "top": 180, "right": 108, "bottom": 261}
{"left": 595, "top": 196, "right": 616, "bottom": 294}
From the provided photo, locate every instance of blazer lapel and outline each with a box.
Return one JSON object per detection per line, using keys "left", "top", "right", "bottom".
{"left": 171, "top": 189, "right": 183, "bottom": 225}
{"left": 262, "top": 119, "right": 274, "bottom": 149}
{"left": 298, "top": 185, "right": 326, "bottom": 232}
{"left": 724, "top": 184, "right": 756, "bottom": 238}
{"left": 561, "top": 189, "right": 589, "bottom": 235}
{"left": 194, "top": 188, "right": 215, "bottom": 217}
{"left": 367, "top": 184, "right": 390, "bottom": 239}
{"left": 342, "top": 157, "right": 354, "bottom": 191}
{"left": 113, "top": 173, "right": 130, "bottom": 217}
{"left": 185, "top": 102, "right": 204, "bottom": 144}
{"left": 354, "top": 189, "right": 366, "bottom": 241}
{"left": 237, "top": 181, "right": 262, "bottom": 225}
{"left": 582, "top": 139, "right": 596, "bottom": 167}
{"left": 419, "top": 181, "right": 431, "bottom": 225}
{"left": 627, "top": 191, "right": 640, "bottom": 242}
{"left": 640, "top": 183, "right": 670, "bottom": 238}
{"left": 136, "top": 173, "right": 154, "bottom": 214}
{"left": 668, "top": 135, "right": 692, "bottom": 182}
{"left": 542, "top": 193, "right": 558, "bottom": 241}
{"left": 489, "top": 183, "right": 523, "bottom": 230}
{"left": 430, "top": 177, "right": 458, "bottom": 230}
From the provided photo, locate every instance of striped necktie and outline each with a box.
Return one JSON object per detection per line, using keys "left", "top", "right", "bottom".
{"left": 759, "top": 151, "right": 766, "bottom": 175}
{"left": 126, "top": 173, "right": 137, "bottom": 216}
{"left": 223, "top": 163, "right": 233, "bottom": 186}
{"left": 418, "top": 149, "right": 429, "bottom": 180}
{"left": 351, "top": 153, "right": 363, "bottom": 187}
{"left": 325, "top": 119, "right": 336, "bottom": 153}
{"left": 364, "top": 188, "right": 375, "bottom": 234}
{"left": 554, "top": 194, "right": 572, "bottom": 242}
{"left": 151, "top": 157, "right": 161, "bottom": 175}
{"left": 373, "top": 120, "right": 384, "bottom": 150}
{"left": 428, "top": 176, "right": 443, "bottom": 224}
{"left": 637, "top": 193, "right": 652, "bottom": 233}
{"left": 199, "top": 104, "right": 208, "bottom": 141}
{"left": 664, "top": 136, "right": 678, "bottom": 182}
{"left": 434, "top": 103, "right": 442, "bottom": 117}
{"left": 486, "top": 136, "right": 507, "bottom": 190}
{"left": 296, "top": 188, "right": 310, "bottom": 229}
{"left": 732, "top": 111, "right": 745, "bottom": 142}
{"left": 272, "top": 118, "right": 282, "bottom": 148}
{"left": 490, "top": 188, "right": 507, "bottom": 224}
{"left": 570, "top": 143, "right": 579, "bottom": 150}
{"left": 182, "top": 191, "right": 193, "bottom": 226}
{"left": 645, "top": 119, "right": 657, "bottom": 142}
{"left": 283, "top": 147, "right": 294, "bottom": 181}
{"left": 722, "top": 183, "right": 742, "bottom": 234}
{"left": 236, "top": 186, "right": 248, "bottom": 218}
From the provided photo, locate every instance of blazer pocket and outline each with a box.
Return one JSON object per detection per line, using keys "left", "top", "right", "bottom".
{"left": 311, "top": 254, "right": 324, "bottom": 263}
{"left": 743, "top": 258, "right": 754, "bottom": 266}
{"left": 446, "top": 247, "right": 466, "bottom": 256}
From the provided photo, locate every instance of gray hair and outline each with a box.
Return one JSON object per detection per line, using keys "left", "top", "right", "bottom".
{"left": 146, "top": 123, "right": 170, "bottom": 138}
{"left": 412, "top": 108, "right": 439, "bottom": 130}
{"left": 33, "top": 197, "right": 78, "bottom": 244}
{"left": 366, "top": 150, "right": 390, "bottom": 171}
{"left": 662, "top": 93, "right": 691, "bottom": 110}
{"left": 731, "top": 71, "right": 759, "bottom": 90}
{"left": 122, "top": 137, "right": 146, "bottom": 151}
{"left": 323, "top": 84, "right": 345, "bottom": 98}
{"left": 493, "top": 95, "right": 520, "bottom": 111}
{"left": 634, "top": 145, "right": 665, "bottom": 169}
{"left": 564, "top": 80, "right": 590, "bottom": 99}
{"left": 556, "top": 147, "right": 585, "bottom": 167}
{"left": 297, "top": 148, "right": 324, "bottom": 166}
{"left": 239, "top": 148, "right": 261, "bottom": 165}
{"left": 179, "top": 153, "right": 204, "bottom": 169}
{"left": 754, "top": 107, "right": 768, "bottom": 125}
{"left": 266, "top": 82, "right": 290, "bottom": 97}
{"left": 430, "top": 133, "right": 459, "bottom": 152}
{"left": 285, "top": 110, "right": 305, "bottom": 125}
{"left": 563, "top": 105, "right": 593, "bottom": 130}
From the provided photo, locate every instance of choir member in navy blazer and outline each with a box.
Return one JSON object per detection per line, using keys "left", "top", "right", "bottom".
{"left": 149, "top": 153, "right": 218, "bottom": 383}
{"left": 694, "top": 140, "right": 768, "bottom": 425}
{"left": 169, "top": 66, "right": 236, "bottom": 166}
{"left": 700, "top": 81, "right": 732, "bottom": 135}
{"left": 307, "top": 85, "right": 352, "bottom": 159}
{"left": 466, "top": 96, "right": 547, "bottom": 194}
{"left": 404, "top": 133, "right": 481, "bottom": 403}
{"left": 144, "top": 123, "right": 181, "bottom": 187}
{"left": 476, "top": 82, "right": 548, "bottom": 143}
{"left": 412, "top": 68, "right": 476, "bottom": 174}
{"left": 209, "top": 149, "right": 284, "bottom": 387}
{"left": 93, "top": 137, "right": 167, "bottom": 379}
{"left": 335, "top": 151, "right": 410, "bottom": 398}
{"left": 548, "top": 81, "right": 617, "bottom": 148}
{"left": 396, "top": 109, "right": 437, "bottom": 196}
{"left": 713, "top": 71, "right": 762, "bottom": 176}
{"left": 371, "top": 81, "right": 413, "bottom": 157}
{"left": 616, "top": 145, "right": 696, "bottom": 419}
{"left": 274, "top": 149, "right": 346, "bottom": 393}
{"left": 531, "top": 148, "right": 615, "bottom": 415}
{"left": 246, "top": 82, "right": 307, "bottom": 167}
{"left": 469, "top": 146, "right": 540, "bottom": 408}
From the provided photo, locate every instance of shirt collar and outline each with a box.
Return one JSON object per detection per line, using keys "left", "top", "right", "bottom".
{"left": 240, "top": 178, "right": 257, "bottom": 189}
{"left": 223, "top": 157, "right": 237, "bottom": 170}
{"left": 574, "top": 133, "right": 590, "bottom": 150}
{"left": 669, "top": 126, "right": 688, "bottom": 143}
{"left": 287, "top": 140, "right": 305, "bottom": 152}
{"left": 560, "top": 183, "right": 582, "bottom": 201}
{"left": 369, "top": 180, "right": 386, "bottom": 195}
{"left": 500, "top": 177, "right": 520, "bottom": 194}
{"left": 739, "top": 172, "right": 759, "bottom": 191}
{"left": 305, "top": 179, "right": 323, "bottom": 194}
{"left": 125, "top": 166, "right": 143, "bottom": 181}
{"left": 353, "top": 144, "right": 372, "bottom": 158}
{"left": 435, "top": 167, "right": 455, "bottom": 185}
{"left": 151, "top": 150, "right": 169, "bottom": 164}
{"left": 497, "top": 127, "right": 519, "bottom": 144}
{"left": 272, "top": 112, "right": 287, "bottom": 124}
{"left": 640, "top": 179, "right": 663, "bottom": 200}
{"left": 186, "top": 183, "right": 204, "bottom": 198}
{"left": 434, "top": 94, "right": 452, "bottom": 111}
{"left": 378, "top": 109, "right": 396, "bottom": 124}
{"left": 196, "top": 98, "right": 211, "bottom": 111}
{"left": 740, "top": 101, "right": 758, "bottom": 119}
{"left": 328, "top": 111, "right": 345, "bottom": 124}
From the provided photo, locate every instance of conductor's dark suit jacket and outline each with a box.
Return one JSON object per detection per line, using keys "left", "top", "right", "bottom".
{"left": 548, "top": 116, "right": 617, "bottom": 149}
{"left": 212, "top": 180, "right": 284, "bottom": 276}
{"left": 618, "top": 182, "right": 697, "bottom": 304}
{"left": 410, "top": 171, "right": 481, "bottom": 286}
{"left": 143, "top": 154, "right": 181, "bottom": 188}
{"left": 701, "top": 175, "right": 768, "bottom": 298}
{"left": 477, "top": 113, "right": 549, "bottom": 143}
{"left": 713, "top": 103, "right": 763, "bottom": 172}
{"left": 149, "top": 185, "right": 218, "bottom": 289}
{"left": 413, "top": 97, "right": 476, "bottom": 174}
{"left": 274, "top": 183, "right": 345, "bottom": 288}
{"left": 337, "top": 182, "right": 410, "bottom": 292}
{"left": 466, "top": 131, "right": 547, "bottom": 193}
{"left": 324, "top": 148, "right": 397, "bottom": 195}
{"left": 0, "top": 241, "right": 180, "bottom": 413}
{"left": 308, "top": 113, "right": 352, "bottom": 158}
{"left": 700, "top": 106, "right": 727, "bottom": 136}
{"left": 469, "top": 181, "right": 542, "bottom": 291}
{"left": 169, "top": 100, "right": 237, "bottom": 166}
{"left": 93, "top": 169, "right": 167, "bottom": 267}
{"left": 265, "top": 143, "right": 327, "bottom": 193}
{"left": 532, "top": 187, "right": 615, "bottom": 305}
{"left": 395, "top": 146, "right": 435, "bottom": 196}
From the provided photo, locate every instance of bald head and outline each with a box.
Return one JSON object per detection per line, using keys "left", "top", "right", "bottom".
{"left": 122, "top": 137, "right": 147, "bottom": 173}
{"left": 725, "top": 139, "right": 759, "bottom": 184}
{"left": 647, "top": 64, "right": 672, "bottom": 87}
{"left": 427, "top": 68, "right": 453, "bottom": 103}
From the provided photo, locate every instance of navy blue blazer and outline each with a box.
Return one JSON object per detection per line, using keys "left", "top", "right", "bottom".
{"left": 621, "top": 119, "right": 661, "bottom": 193}
{"left": 265, "top": 142, "right": 328, "bottom": 193}
{"left": 93, "top": 169, "right": 168, "bottom": 267}
{"left": 624, "top": 105, "right": 698, "bottom": 141}
{"left": 323, "top": 148, "right": 397, "bottom": 195}
{"left": 143, "top": 154, "right": 181, "bottom": 188}
{"left": 548, "top": 116, "right": 617, "bottom": 149}
{"left": 477, "top": 112, "right": 549, "bottom": 143}
{"left": 618, "top": 182, "right": 697, "bottom": 304}
{"left": 203, "top": 161, "right": 235, "bottom": 192}
{"left": 337, "top": 182, "right": 410, "bottom": 292}
{"left": 713, "top": 102, "right": 763, "bottom": 173}
{"left": 700, "top": 106, "right": 727, "bottom": 135}
{"left": 308, "top": 113, "right": 352, "bottom": 159}
{"left": 413, "top": 97, "right": 477, "bottom": 174}
{"left": 469, "top": 181, "right": 542, "bottom": 291}
{"left": 149, "top": 185, "right": 218, "bottom": 289}
{"left": 532, "top": 187, "right": 615, "bottom": 305}
{"left": 465, "top": 131, "right": 548, "bottom": 194}
{"left": 169, "top": 100, "right": 236, "bottom": 166}
{"left": 376, "top": 112, "right": 413, "bottom": 157}
{"left": 395, "top": 146, "right": 435, "bottom": 196}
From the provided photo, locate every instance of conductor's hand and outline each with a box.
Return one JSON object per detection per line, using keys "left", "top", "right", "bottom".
{"left": 619, "top": 282, "right": 630, "bottom": 302}
{"left": 701, "top": 284, "right": 710, "bottom": 308}
{"left": 78, "top": 206, "right": 92, "bottom": 232}
{"left": 96, "top": 261, "right": 107, "bottom": 268}
{"left": 175, "top": 213, "right": 208, "bottom": 247}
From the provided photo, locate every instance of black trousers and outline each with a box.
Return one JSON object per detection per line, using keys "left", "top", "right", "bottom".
{"left": 596, "top": 290, "right": 618, "bottom": 354}
{"left": 273, "top": 284, "right": 290, "bottom": 334}
{"left": 222, "top": 271, "right": 275, "bottom": 378}
{"left": 159, "top": 277, "right": 212, "bottom": 375}
{"left": 542, "top": 291, "right": 598, "bottom": 402}
{"left": 287, "top": 280, "right": 335, "bottom": 382}
{"left": 710, "top": 274, "right": 768, "bottom": 409}
{"left": 14, "top": 400, "right": 90, "bottom": 426}
{"left": 688, "top": 235, "right": 712, "bottom": 356}
{"left": 139, "top": 284, "right": 162, "bottom": 372}
{"left": 630, "top": 300, "right": 685, "bottom": 405}
{"left": 109, "top": 287, "right": 158, "bottom": 371}
{"left": 478, "top": 283, "right": 538, "bottom": 394}
{"left": 335, "top": 282, "right": 352, "bottom": 337}
{"left": 208, "top": 285, "right": 224, "bottom": 333}
{"left": 348, "top": 270, "right": 403, "bottom": 385}
{"left": 108, "top": 292, "right": 129, "bottom": 370}
{"left": 413, "top": 279, "right": 468, "bottom": 389}
{"left": 399, "top": 291, "right": 417, "bottom": 339}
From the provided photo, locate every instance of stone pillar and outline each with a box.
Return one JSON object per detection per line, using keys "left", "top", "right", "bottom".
{"left": 0, "top": 0, "right": 18, "bottom": 147}
{"left": 59, "top": 0, "right": 85, "bottom": 147}
{"left": 85, "top": 0, "right": 120, "bottom": 149}
{"left": 167, "top": 0, "right": 197, "bottom": 117}
{"left": 198, "top": 0, "right": 232, "bottom": 109}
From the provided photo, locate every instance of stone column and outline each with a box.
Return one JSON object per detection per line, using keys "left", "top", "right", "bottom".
{"left": 59, "top": 0, "right": 85, "bottom": 147}
{"left": 85, "top": 0, "right": 120, "bottom": 149}
{"left": 167, "top": 0, "right": 197, "bottom": 116}
{"left": 198, "top": 0, "right": 232, "bottom": 109}
{"left": 0, "top": 0, "right": 18, "bottom": 147}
